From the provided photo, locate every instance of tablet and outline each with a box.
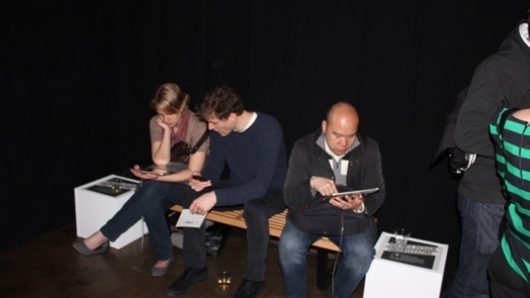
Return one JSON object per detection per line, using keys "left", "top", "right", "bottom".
{"left": 326, "top": 187, "right": 379, "bottom": 198}
{"left": 140, "top": 162, "right": 187, "bottom": 176}
{"left": 192, "top": 175, "right": 209, "bottom": 182}
{"left": 140, "top": 165, "right": 173, "bottom": 176}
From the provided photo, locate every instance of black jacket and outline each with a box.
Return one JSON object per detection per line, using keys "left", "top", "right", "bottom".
{"left": 453, "top": 20, "right": 530, "bottom": 204}
{"left": 284, "top": 131, "right": 385, "bottom": 235}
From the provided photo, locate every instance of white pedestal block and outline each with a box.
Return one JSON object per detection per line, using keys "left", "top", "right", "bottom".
{"left": 74, "top": 174, "right": 148, "bottom": 249}
{"left": 364, "top": 231, "right": 449, "bottom": 298}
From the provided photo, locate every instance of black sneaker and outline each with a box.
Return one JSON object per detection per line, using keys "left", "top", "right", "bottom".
{"left": 167, "top": 267, "right": 207, "bottom": 296}
{"left": 233, "top": 279, "right": 264, "bottom": 298}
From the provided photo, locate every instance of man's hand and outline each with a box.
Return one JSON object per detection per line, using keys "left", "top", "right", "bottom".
{"left": 329, "top": 194, "right": 364, "bottom": 211}
{"left": 310, "top": 176, "right": 338, "bottom": 196}
{"left": 189, "top": 172, "right": 212, "bottom": 191}
{"left": 189, "top": 192, "right": 217, "bottom": 215}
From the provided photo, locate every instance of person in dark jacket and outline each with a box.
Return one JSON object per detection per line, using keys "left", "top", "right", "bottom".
{"left": 449, "top": 15, "right": 530, "bottom": 298}
{"left": 278, "top": 102, "right": 385, "bottom": 298}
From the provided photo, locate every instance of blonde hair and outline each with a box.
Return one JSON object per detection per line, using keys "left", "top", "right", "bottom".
{"left": 150, "top": 83, "right": 189, "bottom": 114}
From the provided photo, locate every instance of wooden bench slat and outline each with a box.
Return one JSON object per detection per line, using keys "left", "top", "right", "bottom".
{"left": 169, "top": 204, "right": 341, "bottom": 252}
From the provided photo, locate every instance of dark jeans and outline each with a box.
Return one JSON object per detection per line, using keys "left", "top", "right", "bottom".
{"left": 101, "top": 179, "right": 285, "bottom": 281}
{"left": 278, "top": 220, "right": 374, "bottom": 298}
{"left": 449, "top": 194, "right": 505, "bottom": 298}
{"left": 489, "top": 246, "right": 528, "bottom": 298}
{"left": 100, "top": 180, "right": 196, "bottom": 260}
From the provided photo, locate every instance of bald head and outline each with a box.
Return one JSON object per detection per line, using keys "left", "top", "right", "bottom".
{"left": 322, "top": 102, "right": 359, "bottom": 156}
{"left": 326, "top": 102, "right": 359, "bottom": 124}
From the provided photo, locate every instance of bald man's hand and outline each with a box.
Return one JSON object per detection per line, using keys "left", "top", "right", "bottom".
{"left": 329, "top": 194, "right": 364, "bottom": 211}
{"left": 310, "top": 176, "right": 338, "bottom": 197}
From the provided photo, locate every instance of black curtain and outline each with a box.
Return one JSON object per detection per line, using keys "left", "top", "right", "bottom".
{"left": 2, "top": 0, "right": 528, "bottom": 275}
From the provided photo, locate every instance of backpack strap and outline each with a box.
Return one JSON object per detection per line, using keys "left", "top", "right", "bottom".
{"left": 189, "top": 127, "right": 209, "bottom": 154}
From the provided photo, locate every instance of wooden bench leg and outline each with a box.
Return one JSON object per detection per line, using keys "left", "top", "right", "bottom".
{"left": 316, "top": 249, "right": 330, "bottom": 290}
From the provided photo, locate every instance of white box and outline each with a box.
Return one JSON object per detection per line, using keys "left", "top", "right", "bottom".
{"left": 74, "top": 174, "right": 148, "bottom": 249}
{"left": 363, "top": 231, "right": 449, "bottom": 298}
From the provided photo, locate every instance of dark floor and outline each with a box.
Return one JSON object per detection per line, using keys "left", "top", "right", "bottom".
{"left": 0, "top": 224, "right": 364, "bottom": 298}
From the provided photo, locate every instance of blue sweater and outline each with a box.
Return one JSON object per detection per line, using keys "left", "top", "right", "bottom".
{"left": 202, "top": 112, "right": 287, "bottom": 206}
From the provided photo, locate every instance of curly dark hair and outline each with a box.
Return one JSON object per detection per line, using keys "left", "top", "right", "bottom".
{"left": 198, "top": 85, "right": 244, "bottom": 120}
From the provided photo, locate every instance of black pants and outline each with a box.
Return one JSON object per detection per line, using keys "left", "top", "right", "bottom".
{"left": 165, "top": 184, "right": 285, "bottom": 282}
{"left": 489, "top": 247, "right": 529, "bottom": 298}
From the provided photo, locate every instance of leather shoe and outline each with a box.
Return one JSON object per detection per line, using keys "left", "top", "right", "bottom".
{"left": 233, "top": 279, "right": 264, "bottom": 298}
{"left": 72, "top": 239, "right": 108, "bottom": 257}
{"left": 167, "top": 267, "right": 207, "bottom": 296}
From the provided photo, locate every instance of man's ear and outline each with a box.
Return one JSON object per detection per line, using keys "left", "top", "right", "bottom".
{"left": 321, "top": 120, "right": 328, "bottom": 133}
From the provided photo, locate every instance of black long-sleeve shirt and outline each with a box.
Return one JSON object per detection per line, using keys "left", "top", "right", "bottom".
{"left": 453, "top": 20, "right": 530, "bottom": 204}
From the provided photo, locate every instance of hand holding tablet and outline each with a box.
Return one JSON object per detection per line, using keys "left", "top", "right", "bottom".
{"left": 139, "top": 162, "right": 188, "bottom": 176}
{"left": 140, "top": 165, "right": 174, "bottom": 176}
{"left": 327, "top": 187, "right": 379, "bottom": 199}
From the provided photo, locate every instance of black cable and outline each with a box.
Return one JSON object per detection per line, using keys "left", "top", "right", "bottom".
{"left": 331, "top": 210, "right": 346, "bottom": 298}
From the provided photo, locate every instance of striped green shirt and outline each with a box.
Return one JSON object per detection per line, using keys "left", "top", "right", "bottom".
{"left": 490, "top": 106, "right": 530, "bottom": 283}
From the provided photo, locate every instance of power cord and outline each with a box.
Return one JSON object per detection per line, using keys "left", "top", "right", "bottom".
{"left": 330, "top": 210, "right": 346, "bottom": 298}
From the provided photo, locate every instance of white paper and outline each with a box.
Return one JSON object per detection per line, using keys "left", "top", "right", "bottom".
{"left": 175, "top": 209, "right": 206, "bottom": 228}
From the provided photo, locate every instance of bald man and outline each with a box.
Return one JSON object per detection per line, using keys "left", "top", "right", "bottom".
{"left": 279, "top": 102, "right": 385, "bottom": 298}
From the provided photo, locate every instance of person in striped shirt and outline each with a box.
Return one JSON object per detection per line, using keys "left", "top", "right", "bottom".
{"left": 489, "top": 106, "right": 530, "bottom": 297}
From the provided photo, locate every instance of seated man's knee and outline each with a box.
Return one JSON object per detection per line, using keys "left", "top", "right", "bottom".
{"left": 243, "top": 202, "right": 267, "bottom": 222}
{"left": 279, "top": 224, "right": 311, "bottom": 260}
{"left": 341, "top": 240, "right": 374, "bottom": 270}
{"left": 343, "top": 232, "right": 374, "bottom": 255}
{"left": 279, "top": 236, "right": 307, "bottom": 265}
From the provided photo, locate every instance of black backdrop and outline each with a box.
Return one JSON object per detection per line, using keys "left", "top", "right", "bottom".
{"left": 2, "top": 0, "right": 529, "bottom": 276}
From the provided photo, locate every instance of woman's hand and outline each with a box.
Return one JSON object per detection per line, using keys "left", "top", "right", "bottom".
{"left": 129, "top": 164, "right": 158, "bottom": 180}
{"left": 156, "top": 116, "right": 171, "bottom": 130}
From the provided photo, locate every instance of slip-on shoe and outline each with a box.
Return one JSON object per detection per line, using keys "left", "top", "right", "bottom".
{"left": 150, "top": 258, "right": 173, "bottom": 277}
{"left": 72, "top": 239, "right": 108, "bottom": 257}
{"left": 167, "top": 267, "right": 207, "bottom": 296}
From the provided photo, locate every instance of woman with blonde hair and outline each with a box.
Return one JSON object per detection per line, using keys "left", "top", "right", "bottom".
{"left": 73, "top": 83, "right": 209, "bottom": 277}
